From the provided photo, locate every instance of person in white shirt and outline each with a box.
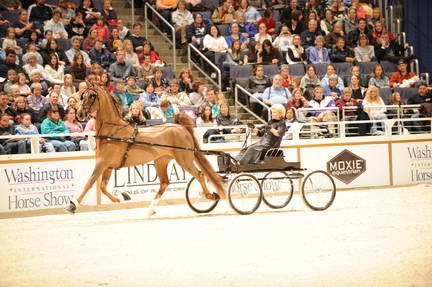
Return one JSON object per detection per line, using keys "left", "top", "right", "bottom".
{"left": 65, "top": 36, "right": 91, "bottom": 67}
{"left": 272, "top": 25, "right": 293, "bottom": 53}
{"left": 202, "top": 25, "right": 228, "bottom": 77}
{"left": 44, "top": 10, "right": 68, "bottom": 39}
{"left": 172, "top": 0, "right": 194, "bottom": 45}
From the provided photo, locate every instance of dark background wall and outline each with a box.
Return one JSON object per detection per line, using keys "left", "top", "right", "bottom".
{"left": 404, "top": 0, "right": 432, "bottom": 77}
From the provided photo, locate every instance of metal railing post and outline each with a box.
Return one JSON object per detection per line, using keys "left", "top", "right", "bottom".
{"left": 131, "top": 0, "right": 135, "bottom": 25}
{"left": 144, "top": 5, "right": 148, "bottom": 39}
{"left": 234, "top": 85, "right": 238, "bottom": 120}
{"left": 188, "top": 44, "right": 223, "bottom": 92}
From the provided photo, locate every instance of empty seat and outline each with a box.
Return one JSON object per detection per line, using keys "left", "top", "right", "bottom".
{"left": 0, "top": 11, "right": 19, "bottom": 23}
{"left": 334, "top": 62, "right": 353, "bottom": 77}
{"left": 379, "top": 88, "right": 392, "bottom": 103}
{"left": 56, "top": 38, "right": 72, "bottom": 51}
{"left": 312, "top": 63, "right": 329, "bottom": 78}
{"left": 288, "top": 63, "right": 305, "bottom": 76}
{"left": 230, "top": 65, "right": 253, "bottom": 79}
{"left": 264, "top": 64, "right": 279, "bottom": 77}
{"left": 359, "top": 61, "right": 378, "bottom": 75}
{"left": 161, "top": 66, "right": 174, "bottom": 80}
{"left": 381, "top": 61, "right": 398, "bottom": 74}
{"left": 217, "top": 24, "right": 229, "bottom": 36}
{"left": 395, "top": 87, "right": 418, "bottom": 102}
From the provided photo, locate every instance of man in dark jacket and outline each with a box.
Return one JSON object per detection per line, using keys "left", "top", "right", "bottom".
{"left": 301, "top": 19, "right": 325, "bottom": 49}
{"left": 0, "top": 50, "right": 24, "bottom": 78}
{"left": 330, "top": 37, "right": 356, "bottom": 63}
{"left": 347, "top": 18, "right": 372, "bottom": 48}
{"left": 89, "top": 38, "right": 115, "bottom": 69}
{"left": 29, "top": 0, "right": 53, "bottom": 30}
{"left": 408, "top": 83, "right": 432, "bottom": 105}
{"left": 374, "top": 32, "right": 409, "bottom": 64}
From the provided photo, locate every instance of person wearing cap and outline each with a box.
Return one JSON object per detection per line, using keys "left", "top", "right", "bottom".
{"left": 235, "top": 104, "right": 287, "bottom": 165}
{"left": 279, "top": 64, "right": 296, "bottom": 88}
{"left": 390, "top": 59, "right": 418, "bottom": 88}
{"left": 113, "top": 79, "right": 134, "bottom": 109}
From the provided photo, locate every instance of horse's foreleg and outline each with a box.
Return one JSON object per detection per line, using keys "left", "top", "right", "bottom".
{"left": 146, "top": 156, "right": 171, "bottom": 218}
{"left": 99, "top": 168, "right": 120, "bottom": 203}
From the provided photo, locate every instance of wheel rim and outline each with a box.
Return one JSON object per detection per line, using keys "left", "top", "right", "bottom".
{"left": 302, "top": 171, "right": 336, "bottom": 211}
{"left": 261, "top": 171, "right": 293, "bottom": 209}
{"left": 186, "top": 178, "right": 218, "bottom": 213}
{"left": 228, "top": 174, "right": 262, "bottom": 215}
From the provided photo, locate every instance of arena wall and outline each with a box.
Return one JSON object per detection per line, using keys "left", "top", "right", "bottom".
{"left": 1, "top": 135, "right": 431, "bottom": 217}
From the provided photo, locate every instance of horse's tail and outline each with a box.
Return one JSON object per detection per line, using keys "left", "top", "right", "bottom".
{"left": 175, "top": 112, "right": 226, "bottom": 196}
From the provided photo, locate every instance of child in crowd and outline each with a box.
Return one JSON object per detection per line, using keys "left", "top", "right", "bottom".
{"left": 15, "top": 113, "right": 55, "bottom": 153}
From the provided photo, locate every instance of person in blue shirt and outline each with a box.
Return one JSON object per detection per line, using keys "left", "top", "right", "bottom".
{"left": 257, "top": 74, "right": 292, "bottom": 120}
{"left": 113, "top": 79, "right": 134, "bottom": 109}
{"left": 323, "top": 74, "right": 342, "bottom": 99}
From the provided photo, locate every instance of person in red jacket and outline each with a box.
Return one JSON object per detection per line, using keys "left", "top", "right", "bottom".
{"left": 138, "top": 42, "right": 164, "bottom": 66}
{"left": 390, "top": 59, "right": 418, "bottom": 88}
{"left": 257, "top": 8, "right": 276, "bottom": 35}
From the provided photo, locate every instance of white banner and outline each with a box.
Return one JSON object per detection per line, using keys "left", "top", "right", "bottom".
{"left": 0, "top": 158, "right": 96, "bottom": 212}
{"left": 392, "top": 142, "right": 432, "bottom": 185}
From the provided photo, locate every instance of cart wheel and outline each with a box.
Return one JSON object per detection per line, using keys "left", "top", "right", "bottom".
{"left": 185, "top": 177, "right": 219, "bottom": 213}
{"left": 228, "top": 173, "right": 262, "bottom": 215}
{"left": 261, "top": 171, "right": 294, "bottom": 209}
{"left": 301, "top": 170, "right": 336, "bottom": 211}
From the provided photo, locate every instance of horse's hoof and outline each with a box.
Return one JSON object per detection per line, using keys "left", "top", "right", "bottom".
{"left": 121, "top": 192, "right": 131, "bottom": 201}
{"left": 213, "top": 193, "right": 221, "bottom": 201}
{"left": 64, "top": 201, "right": 76, "bottom": 214}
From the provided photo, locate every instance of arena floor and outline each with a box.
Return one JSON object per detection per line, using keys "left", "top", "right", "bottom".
{"left": 1, "top": 184, "right": 431, "bottom": 287}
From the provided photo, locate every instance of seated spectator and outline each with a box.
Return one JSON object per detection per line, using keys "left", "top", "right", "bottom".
{"left": 216, "top": 101, "right": 242, "bottom": 136}
{"left": 89, "top": 64, "right": 101, "bottom": 84}
{"left": 368, "top": 63, "right": 390, "bottom": 88}
{"left": 407, "top": 83, "right": 432, "bottom": 105}
{"left": 196, "top": 104, "right": 217, "bottom": 143}
{"left": 84, "top": 111, "right": 96, "bottom": 132}
{"left": 330, "top": 37, "right": 355, "bottom": 63}
{"left": 254, "top": 23, "right": 272, "bottom": 46}
{"left": 178, "top": 68, "right": 194, "bottom": 94}
{"left": 66, "top": 36, "right": 92, "bottom": 67}
{"left": 13, "top": 9, "right": 37, "bottom": 40}
{"left": 126, "top": 76, "right": 144, "bottom": 98}
{"left": 66, "top": 96, "right": 79, "bottom": 109}
{"left": 301, "top": 19, "right": 324, "bottom": 49}
{"left": 390, "top": 59, "right": 419, "bottom": 88}
{"left": 139, "top": 81, "right": 160, "bottom": 108}
{"left": 22, "top": 44, "right": 43, "bottom": 66}
{"left": 347, "top": 18, "right": 372, "bottom": 48}
{"left": 0, "top": 113, "right": 26, "bottom": 154}
{"left": 156, "top": 0, "right": 178, "bottom": 34}
{"left": 287, "top": 88, "right": 309, "bottom": 111}
{"left": 300, "top": 65, "right": 321, "bottom": 94}
{"left": 70, "top": 53, "right": 87, "bottom": 83}
{"left": 226, "top": 22, "right": 248, "bottom": 49}
{"left": 15, "top": 113, "right": 55, "bottom": 153}
{"left": 151, "top": 67, "right": 169, "bottom": 95}
{"left": 258, "top": 39, "right": 282, "bottom": 64}
{"left": 2, "top": 28, "right": 22, "bottom": 55}
{"left": 117, "top": 19, "right": 129, "bottom": 40}
{"left": 308, "top": 86, "right": 337, "bottom": 120}
{"left": 349, "top": 74, "right": 366, "bottom": 101}
{"left": 138, "top": 42, "right": 164, "bottom": 67}
{"left": 362, "top": 86, "right": 387, "bottom": 135}
{"left": 374, "top": 32, "right": 409, "bottom": 64}
{"left": 286, "top": 34, "right": 307, "bottom": 64}
{"left": 27, "top": 83, "right": 47, "bottom": 120}
{"left": 248, "top": 64, "right": 271, "bottom": 99}
{"left": 41, "top": 109, "right": 76, "bottom": 152}
{"left": 325, "top": 21, "right": 346, "bottom": 49}
{"left": 40, "top": 92, "right": 65, "bottom": 121}
{"left": 113, "top": 79, "right": 134, "bottom": 109}
{"left": 350, "top": 0, "right": 367, "bottom": 19}
{"left": 257, "top": 8, "right": 276, "bottom": 35}
{"left": 238, "top": 0, "right": 261, "bottom": 24}
{"left": 2, "top": 69, "right": 18, "bottom": 95}
{"left": 101, "top": 0, "right": 118, "bottom": 25}
{"left": 0, "top": 50, "right": 24, "bottom": 79}
{"left": 309, "top": 35, "right": 330, "bottom": 64}
{"left": 328, "top": 0, "right": 346, "bottom": 19}
{"left": 336, "top": 87, "right": 359, "bottom": 118}
{"left": 29, "top": 70, "right": 49, "bottom": 96}
{"left": 186, "top": 13, "right": 210, "bottom": 49}
{"left": 44, "top": 10, "right": 68, "bottom": 39}
{"left": 72, "top": 81, "right": 87, "bottom": 99}
{"left": 211, "top": 0, "right": 235, "bottom": 24}
{"left": 279, "top": 64, "right": 296, "bottom": 88}
{"left": 286, "top": 9, "right": 304, "bottom": 36}
{"left": 99, "top": 72, "right": 114, "bottom": 93}
{"left": 82, "top": 28, "right": 98, "bottom": 52}
{"left": 137, "top": 55, "right": 154, "bottom": 80}
{"left": 40, "top": 29, "right": 54, "bottom": 49}
{"left": 29, "top": 0, "right": 53, "bottom": 31}
{"left": 43, "top": 54, "right": 64, "bottom": 85}
{"left": 272, "top": 25, "right": 293, "bottom": 54}
{"left": 370, "top": 7, "right": 385, "bottom": 26}
{"left": 189, "top": 80, "right": 209, "bottom": 107}
{"left": 78, "top": 0, "right": 101, "bottom": 27}
{"left": 60, "top": 74, "right": 76, "bottom": 104}
{"left": 160, "top": 100, "right": 179, "bottom": 120}
{"left": 224, "top": 40, "right": 244, "bottom": 70}
{"left": 281, "top": 0, "right": 302, "bottom": 27}
{"left": 321, "top": 64, "right": 344, "bottom": 90}
{"left": 109, "top": 50, "right": 137, "bottom": 82}
{"left": 92, "top": 16, "right": 109, "bottom": 41}
{"left": 89, "top": 38, "right": 114, "bottom": 69}
{"left": 68, "top": 11, "right": 86, "bottom": 38}
{"left": 320, "top": 9, "right": 335, "bottom": 35}
{"left": 354, "top": 34, "right": 376, "bottom": 62}
{"left": 42, "top": 39, "right": 69, "bottom": 65}
{"left": 17, "top": 73, "right": 31, "bottom": 97}
{"left": 23, "top": 54, "right": 44, "bottom": 77}
{"left": 55, "top": 1, "right": 75, "bottom": 25}
{"left": 343, "top": 7, "right": 358, "bottom": 36}
{"left": 0, "top": 92, "right": 17, "bottom": 120}
{"left": 304, "top": 0, "right": 324, "bottom": 19}
{"left": 204, "top": 88, "right": 219, "bottom": 116}
{"left": 123, "top": 39, "right": 140, "bottom": 67}
{"left": 371, "top": 21, "right": 396, "bottom": 46}
{"left": 124, "top": 102, "right": 147, "bottom": 126}
{"left": 324, "top": 74, "right": 342, "bottom": 99}
{"left": 0, "top": 0, "right": 21, "bottom": 11}
{"left": 202, "top": 25, "right": 228, "bottom": 75}
{"left": 63, "top": 107, "right": 89, "bottom": 151}
{"left": 172, "top": 0, "right": 194, "bottom": 47}
{"left": 257, "top": 75, "right": 292, "bottom": 119}
{"left": 161, "top": 79, "right": 192, "bottom": 107}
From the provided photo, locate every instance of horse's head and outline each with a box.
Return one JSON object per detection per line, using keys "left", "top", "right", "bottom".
{"left": 77, "top": 81, "right": 99, "bottom": 121}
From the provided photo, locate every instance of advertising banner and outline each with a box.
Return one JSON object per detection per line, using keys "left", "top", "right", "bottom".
{"left": 392, "top": 141, "right": 432, "bottom": 185}
{"left": 0, "top": 158, "right": 96, "bottom": 213}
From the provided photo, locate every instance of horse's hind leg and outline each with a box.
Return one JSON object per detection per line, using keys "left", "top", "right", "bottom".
{"left": 146, "top": 156, "right": 172, "bottom": 217}
{"left": 100, "top": 168, "right": 120, "bottom": 203}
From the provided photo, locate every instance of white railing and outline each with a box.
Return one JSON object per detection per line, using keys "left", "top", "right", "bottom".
{"left": 187, "top": 44, "right": 222, "bottom": 92}
{"left": 234, "top": 84, "right": 270, "bottom": 124}
{"left": 144, "top": 3, "right": 177, "bottom": 71}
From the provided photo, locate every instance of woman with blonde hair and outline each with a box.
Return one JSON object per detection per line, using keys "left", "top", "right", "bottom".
{"left": 124, "top": 101, "right": 147, "bottom": 126}
{"left": 362, "top": 86, "right": 387, "bottom": 135}
{"left": 123, "top": 39, "right": 140, "bottom": 67}
{"left": 60, "top": 74, "right": 77, "bottom": 105}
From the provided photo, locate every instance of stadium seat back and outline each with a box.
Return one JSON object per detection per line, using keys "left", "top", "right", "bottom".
{"left": 288, "top": 64, "right": 306, "bottom": 76}
{"left": 56, "top": 39, "right": 72, "bottom": 51}
{"left": 395, "top": 87, "right": 418, "bottom": 102}
{"left": 334, "top": 62, "right": 353, "bottom": 77}
{"left": 380, "top": 88, "right": 392, "bottom": 103}
{"left": 264, "top": 64, "right": 279, "bottom": 77}
{"left": 217, "top": 24, "right": 229, "bottom": 37}
{"left": 313, "top": 63, "right": 328, "bottom": 77}
{"left": 230, "top": 65, "right": 253, "bottom": 79}
{"left": 359, "top": 61, "right": 378, "bottom": 75}
{"left": 161, "top": 66, "right": 174, "bottom": 80}
{"left": 381, "top": 61, "right": 398, "bottom": 74}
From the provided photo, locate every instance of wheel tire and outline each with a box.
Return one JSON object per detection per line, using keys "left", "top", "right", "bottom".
{"left": 228, "top": 173, "right": 262, "bottom": 215}
{"left": 301, "top": 170, "right": 336, "bottom": 211}
{"left": 261, "top": 171, "right": 294, "bottom": 209}
{"left": 185, "top": 177, "right": 219, "bottom": 213}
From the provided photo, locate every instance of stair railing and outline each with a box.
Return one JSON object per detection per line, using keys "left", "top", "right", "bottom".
{"left": 144, "top": 3, "right": 177, "bottom": 71}
{"left": 234, "top": 84, "right": 270, "bottom": 124}
{"left": 187, "top": 44, "right": 222, "bottom": 92}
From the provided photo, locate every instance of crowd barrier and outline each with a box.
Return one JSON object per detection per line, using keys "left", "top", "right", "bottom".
{"left": 1, "top": 121, "right": 431, "bottom": 217}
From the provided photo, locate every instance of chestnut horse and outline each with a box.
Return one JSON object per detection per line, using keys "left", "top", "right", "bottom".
{"left": 65, "top": 82, "right": 225, "bottom": 216}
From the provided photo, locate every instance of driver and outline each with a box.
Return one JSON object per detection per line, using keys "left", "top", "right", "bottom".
{"left": 236, "top": 104, "right": 287, "bottom": 165}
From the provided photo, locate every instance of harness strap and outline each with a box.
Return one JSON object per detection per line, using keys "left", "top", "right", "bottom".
{"left": 118, "top": 126, "right": 139, "bottom": 169}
